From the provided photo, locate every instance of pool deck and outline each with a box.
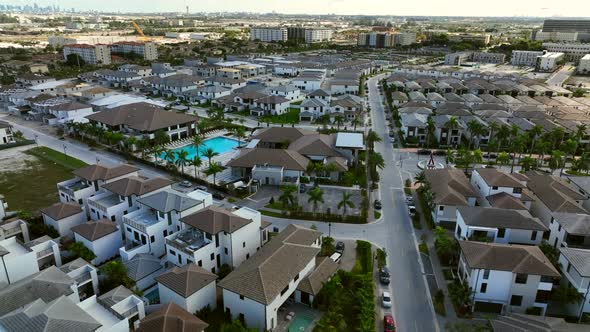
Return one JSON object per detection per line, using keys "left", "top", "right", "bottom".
{"left": 275, "top": 302, "right": 321, "bottom": 332}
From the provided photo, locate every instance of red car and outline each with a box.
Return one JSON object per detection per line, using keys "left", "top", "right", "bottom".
{"left": 384, "top": 314, "right": 395, "bottom": 332}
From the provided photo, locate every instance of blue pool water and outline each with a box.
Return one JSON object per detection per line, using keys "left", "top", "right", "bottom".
{"left": 161, "top": 136, "right": 241, "bottom": 161}
{"left": 144, "top": 288, "right": 160, "bottom": 304}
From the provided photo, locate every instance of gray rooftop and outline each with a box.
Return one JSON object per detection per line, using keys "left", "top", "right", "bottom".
{"left": 560, "top": 247, "right": 590, "bottom": 277}
{"left": 138, "top": 190, "right": 202, "bottom": 213}
{"left": 124, "top": 253, "right": 163, "bottom": 281}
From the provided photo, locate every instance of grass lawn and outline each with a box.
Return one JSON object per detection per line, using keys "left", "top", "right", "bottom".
{"left": 27, "top": 146, "right": 88, "bottom": 170}
{"left": 0, "top": 147, "right": 86, "bottom": 213}
{"left": 258, "top": 108, "right": 300, "bottom": 124}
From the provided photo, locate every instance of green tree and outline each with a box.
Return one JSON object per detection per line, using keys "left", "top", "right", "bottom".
{"left": 101, "top": 261, "right": 133, "bottom": 292}
{"left": 333, "top": 115, "right": 345, "bottom": 130}
{"left": 321, "top": 236, "right": 335, "bottom": 256}
{"left": 154, "top": 130, "right": 169, "bottom": 146}
{"left": 174, "top": 149, "right": 189, "bottom": 173}
{"left": 434, "top": 226, "right": 458, "bottom": 265}
{"left": 135, "top": 138, "right": 150, "bottom": 159}
{"left": 278, "top": 184, "right": 297, "bottom": 209}
{"left": 448, "top": 281, "right": 474, "bottom": 315}
{"left": 573, "top": 88, "right": 585, "bottom": 98}
{"left": 205, "top": 162, "right": 224, "bottom": 185}
{"left": 190, "top": 156, "right": 203, "bottom": 178}
{"left": 561, "top": 139, "right": 578, "bottom": 176}
{"left": 519, "top": 156, "right": 536, "bottom": 172}
{"left": 220, "top": 319, "right": 258, "bottom": 332}
{"left": 67, "top": 241, "right": 96, "bottom": 262}
{"left": 203, "top": 147, "right": 219, "bottom": 167}
{"left": 307, "top": 187, "right": 325, "bottom": 214}
{"left": 443, "top": 116, "right": 460, "bottom": 146}
{"left": 376, "top": 248, "right": 387, "bottom": 269}
{"left": 366, "top": 130, "right": 381, "bottom": 151}
{"left": 551, "top": 285, "right": 583, "bottom": 304}
{"left": 192, "top": 135, "right": 204, "bottom": 158}
{"left": 549, "top": 150, "right": 564, "bottom": 174}
{"left": 163, "top": 149, "right": 176, "bottom": 167}
{"left": 337, "top": 191, "right": 355, "bottom": 217}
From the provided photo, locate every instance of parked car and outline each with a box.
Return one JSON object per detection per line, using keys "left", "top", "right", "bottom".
{"left": 381, "top": 291, "right": 392, "bottom": 308}
{"left": 212, "top": 192, "right": 225, "bottom": 200}
{"left": 374, "top": 200, "right": 382, "bottom": 210}
{"left": 390, "top": 136, "right": 395, "bottom": 143}
{"left": 379, "top": 266, "right": 390, "bottom": 285}
{"left": 408, "top": 205, "right": 416, "bottom": 217}
{"left": 335, "top": 241, "right": 345, "bottom": 253}
{"left": 384, "top": 314, "right": 395, "bottom": 332}
{"left": 299, "top": 183, "right": 306, "bottom": 193}
{"left": 330, "top": 251, "right": 342, "bottom": 263}
{"left": 180, "top": 180, "right": 192, "bottom": 188}
{"left": 195, "top": 185, "right": 208, "bottom": 192}
{"left": 405, "top": 196, "right": 414, "bottom": 205}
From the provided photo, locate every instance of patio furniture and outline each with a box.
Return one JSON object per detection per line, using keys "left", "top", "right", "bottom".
{"left": 285, "top": 313, "right": 293, "bottom": 321}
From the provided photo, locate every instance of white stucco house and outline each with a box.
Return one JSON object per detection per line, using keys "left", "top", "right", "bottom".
{"left": 156, "top": 264, "right": 218, "bottom": 314}
{"left": 71, "top": 220, "right": 123, "bottom": 265}
{"left": 0, "top": 236, "right": 61, "bottom": 285}
{"left": 558, "top": 247, "right": 590, "bottom": 318}
{"left": 454, "top": 207, "right": 547, "bottom": 245}
{"left": 219, "top": 224, "right": 322, "bottom": 331}
{"left": 41, "top": 202, "right": 87, "bottom": 237}
{"left": 425, "top": 169, "right": 478, "bottom": 228}
{"left": 471, "top": 168, "right": 533, "bottom": 209}
{"left": 457, "top": 241, "right": 560, "bottom": 316}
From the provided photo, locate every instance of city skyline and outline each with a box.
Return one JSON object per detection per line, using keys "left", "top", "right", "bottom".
{"left": 2, "top": 0, "right": 590, "bottom": 17}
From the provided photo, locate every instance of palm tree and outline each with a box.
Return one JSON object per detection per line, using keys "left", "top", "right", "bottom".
{"left": 497, "top": 151, "right": 510, "bottom": 167}
{"left": 573, "top": 152, "right": 590, "bottom": 174}
{"left": 174, "top": 150, "right": 189, "bottom": 174}
{"left": 510, "top": 134, "right": 526, "bottom": 173}
{"left": 366, "top": 130, "right": 381, "bottom": 151}
{"left": 536, "top": 140, "right": 551, "bottom": 168}
{"left": 192, "top": 135, "right": 204, "bottom": 159}
{"left": 519, "top": 156, "right": 536, "bottom": 172}
{"left": 337, "top": 192, "right": 355, "bottom": 217}
{"left": 205, "top": 162, "right": 224, "bottom": 185}
{"left": 426, "top": 116, "right": 436, "bottom": 148}
{"left": 466, "top": 120, "right": 483, "bottom": 149}
{"left": 189, "top": 156, "right": 202, "bottom": 178}
{"left": 234, "top": 127, "right": 246, "bottom": 146}
{"left": 307, "top": 187, "right": 325, "bottom": 214}
{"left": 487, "top": 121, "right": 499, "bottom": 147}
{"left": 154, "top": 130, "right": 169, "bottom": 146}
{"left": 278, "top": 185, "right": 297, "bottom": 209}
{"left": 575, "top": 123, "right": 588, "bottom": 149}
{"left": 351, "top": 116, "right": 361, "bottom": 131}
{"left": 151, "top": 145, "right": 164, "bottom": 163}
{"left": 550, "top": 127, "right": 566, "bottom": 150}
{"left": 124, "top": 136, "right": 137, "bottom": 152}
{"left": 163, "top": 149, "right": 176, "bottom": 167}
{"left": 135, "top": 138, "right": 150, "bottom": 159}
{"left": 203, "top": 148, "right": 219, "bottom": 167}
{"left": 445, "top": 148, "right": 455, "bottom": 165}
{"left": 443, "top": 116, "right": 459, "bottom": 146}
{"left": 528, "top": 125, "right": 543, "bottom": 155}
{"left": 414, "top": 170, "right": 426, "bottom": 187}
{"left": 548, "top": 150, "right": 564, "bottom": 174}
{"left": 496, "top": 125, "right": 510, "bottom": 149}
{"left": 561, "top": 138, "right": 578, "bottom": 176}
{"left": 333, "top": 115, "right": 345, "bottom": 130}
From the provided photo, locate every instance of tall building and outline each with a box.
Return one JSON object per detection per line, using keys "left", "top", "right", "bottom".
{"left": 357, "top": 32, "right": 416, "bottom": 48}
{"left": 111, "top": 41, "right": 158, "bottom": 61}
{"left": 577, "top": 54, "right": 590, "bottom": 74}
{"left": 543, "top": 42, "right": 590, "bottom": 62}
{"left": 511, "top": 50, "right": 545, "bottom": 67}
{"left": 304, "top": 28, "right": 333, "bottom": 43}
{"left": 250, "top": 27, "right": 288, "bottom": 42}
{"left": 533, "top": 19, "right": 590, "bottom": 42}
{"left": 535, "top": 52, "right": 565, "bottom": 72}
{"left": 287, "top": 27, "right": 306, "bottom": 41}
{"left": 63, "top": 44, "right": 111, "bottom": 65}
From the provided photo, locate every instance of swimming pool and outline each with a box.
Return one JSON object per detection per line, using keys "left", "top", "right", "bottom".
{"left": 144, "top": 287, "right": 160, "bottom": 305}
{"left": 161, "top": 136, "right": 241, "bottom": 161}
{"left": 288, "top": 313, "right": 314, "bottom": 332}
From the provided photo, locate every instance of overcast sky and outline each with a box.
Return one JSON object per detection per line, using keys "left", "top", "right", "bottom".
{"left": 6, "top": 0, "right": 590, "bottom": 17}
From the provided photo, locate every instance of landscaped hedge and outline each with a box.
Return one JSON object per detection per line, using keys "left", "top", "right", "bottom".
{"left": 0, "top": 139, "right": 35, "bottom": 151}
{"left": 355, "top": 240, "right": 373, "bottom": 275}
{"left": 272, "top": 209, "right": 367, "bottom": 224}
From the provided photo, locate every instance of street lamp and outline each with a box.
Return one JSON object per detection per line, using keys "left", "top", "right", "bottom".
{"left": 328, "top": 222, "right": 332, "bottom": 238}
{"left": 63, "top": 144, "right": 68, "bottom": 159}
{"left": 34, "top": 134, "right": 38, "bottom": 147}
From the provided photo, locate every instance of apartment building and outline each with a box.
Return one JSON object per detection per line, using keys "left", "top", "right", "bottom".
{"left": 63, "top": 44, "right": 112, "bottom": 65}
{"left": 111, "top": 41, "right": 158, "bottom": 60}
{"left": 458, "top": 241, "right": 560, "bottom": 316}
{"left": 448, "top": 33, "right": 491, "bottom": 45}
{"left": 445, "top": 52, "right": 506, "bottom": 66}
{"left": 357, "top": 32, "right": 416, "bottom": 48}
{"left": 535, "top": 52, "right": 565, "bottom": 72}
{"left": 304, "top": 28, "right": 333, "bottom": 43}
{"left": 511, "top": 50, "right": 545, "bottom": 67}
{"left": 0, "top": 120, "right": 15, "bottom": 145}
{"left": 250, "top": 27, "right": 288, "bottom": 42}
{"left": 543, "top": 43, "right": 590, "bottom": 62}
{"left": 578, "top": 54, "right": 590, "bottom": 74}
{"left": 165, "top": 206, "right": 266, "bottom": 274}
{"left": 532, "top": 31, "right": 579, "bottom": 42}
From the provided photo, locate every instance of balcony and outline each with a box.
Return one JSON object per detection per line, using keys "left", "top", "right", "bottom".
{"left": 36, "top": 247, "right": 54, "bottom": 259}
{"left": 119, "top": 240, "right": 150, "bottom": 262}
{"left": 166, "top": 228, "right": 212, "bottom": 255}
{"left": 123, "top": 210, "right": 161, "bottom": 234}
{"left": 75, "top": 271, "right": 93, "bottom": 285}
{"left": 88, "top": 193, "right": 123, "bottom": 214}
{"left": 58, "top": 178, "right": 92, "bottom": 198}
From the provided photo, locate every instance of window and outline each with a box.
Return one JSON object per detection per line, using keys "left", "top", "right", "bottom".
{"left": 550, "top": 217, "right": 554, "bottom": 224}
{"left": 515, "top": 273, "right": 528, "bottom": 284}
{"left": 211, "top": 253, "right": 215, "bottom": 260}
{"left": 567, "top": 263, "right": 571, "bottom": 273}
{"left": 558, "top": 225, "right": 562, "bottom": 232}
{"left": 163, "top": 230, "right": 168, "bottom": 237}
{"left": 246, "top": 253, "right": 250, "bottom": 259}
{"left": 483, "top": 269, "right": 490, "bottom": 280}
{"left": 150, "top": 235, "right": 155, "bottom": 243}
{"left": 497, "top": 228, "right": 506, "bottom": 238}
{"left": 211, "top": 267, "right": 215, "bottom": 274}
{"left": 141, "top": 235, "right": 147, "bottom": 245}
{"left": 224, "top": 248, "right": 228, "bottom": 254}
{"left": 492, "top": 186, "right": 498, "bottom": 190}
{"left": 510, "top": 295, "right": 523, "bottom": 306}
{"left": 480, "top": 283, "right": 487, "bottom": 293}
{"left": 198, "top": 260, "right": 202, "bottom": 267}
{"left": 111, "top": 215, "right": 116, "bottom": 222}
{"left": 294, "top": 273, "right": 300, "bottom": 282}
{"left": 513, "top": 187, "right": 522, "bottom": 194}
{"left": 78, "top": 199, "right": 83, "bottom": 204}
{"left": 240, "top": 295, "right": 244, "bottom": 300}
{"left": 531, "top": 231, "right": 537, "bottom": 241}
{"left": 280, "top": 285, "right": 289, "bottom": 296}
{"left": 127, "top": 227, "right": 132, "bottom": 233}
{"left": 243, "top": 241, "right": 246, "bottom": 248}
{"left": 169, "top": 249, "right": 175, "bottom": 255}
{"left": 439, "top": 206, "right": 444, "bottom": 211}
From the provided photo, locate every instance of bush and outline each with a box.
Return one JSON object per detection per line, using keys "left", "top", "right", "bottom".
{"left": 321, "top": 237, "right": 335, "bottom": 256}
{"left": 355, "top": 240, "right": 373, "bottom": 274}
{"left": 434, "top": 290, "right": 446, "bottom": 316}
{"left": 405, "top": 178, "right": 412, "bottom": 188}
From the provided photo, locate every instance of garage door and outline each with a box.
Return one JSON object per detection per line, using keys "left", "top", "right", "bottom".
{"left": 474, "top": 301, "right": 503, "bottom": 314}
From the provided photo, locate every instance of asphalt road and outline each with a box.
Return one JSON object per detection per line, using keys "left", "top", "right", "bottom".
{"left": 546, "top": 63, "right": 575, "bottom": 87}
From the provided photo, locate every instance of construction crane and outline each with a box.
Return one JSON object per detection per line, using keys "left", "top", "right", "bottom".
{"left": 131, "top": 21, "right": 151, "bottom": 41}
